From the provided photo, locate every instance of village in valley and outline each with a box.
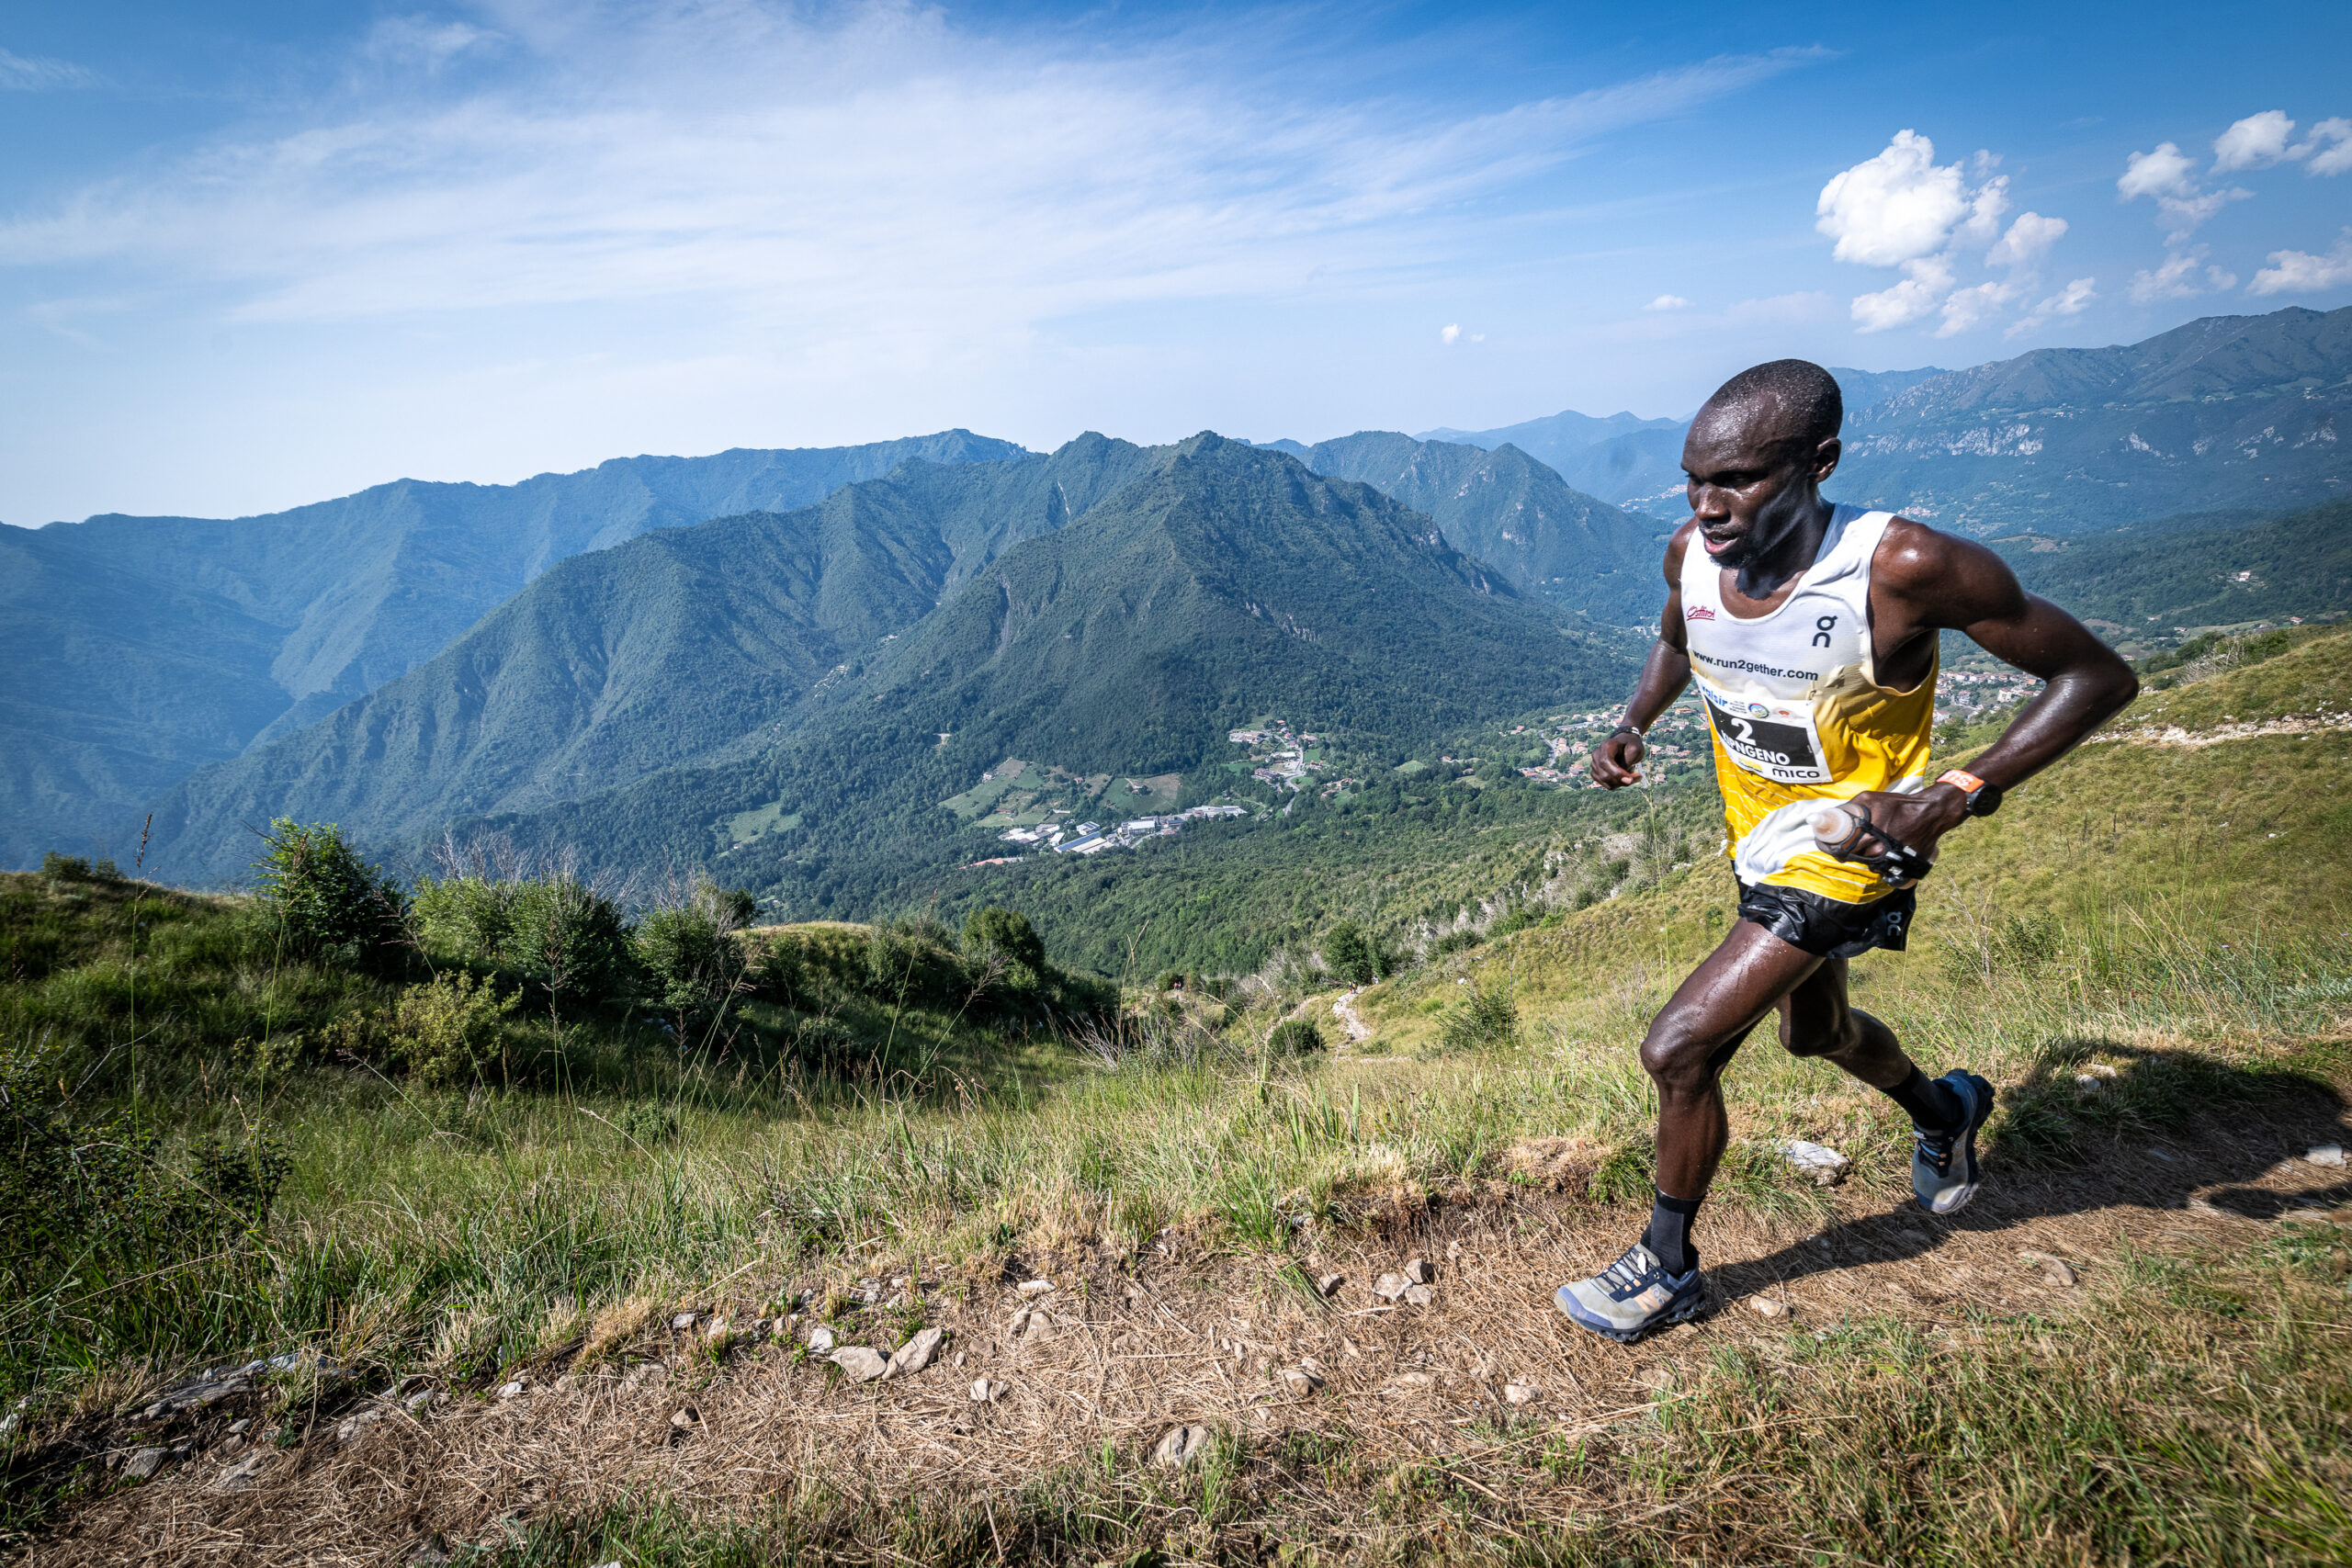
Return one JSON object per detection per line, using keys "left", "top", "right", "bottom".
{"left": 942, "top": 662, "right": 2055, "bottom": 866}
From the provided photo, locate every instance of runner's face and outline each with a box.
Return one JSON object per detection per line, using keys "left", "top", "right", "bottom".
{"left": 1681, "top": 408, "right": 1835, "bottom": 571}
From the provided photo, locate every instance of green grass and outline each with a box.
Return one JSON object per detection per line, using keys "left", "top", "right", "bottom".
{"left": 6, "top": 628, "right": 2351, "bottom": 1556}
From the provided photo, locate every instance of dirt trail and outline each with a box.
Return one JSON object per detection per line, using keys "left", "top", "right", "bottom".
{"left": 36, "top": 1104, "right": 2352, "bottom": 1565}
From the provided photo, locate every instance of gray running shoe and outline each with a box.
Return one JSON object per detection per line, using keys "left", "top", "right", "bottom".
{"left": 1913, "top": 1070, "right": 1995, "bottom": 1214}
{"left": 1554, "top": 1243, "right": 1707, "bottom": 1343}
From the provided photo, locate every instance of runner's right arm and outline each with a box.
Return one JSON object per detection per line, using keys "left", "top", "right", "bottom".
{"left": 1592, "top": 524, "right": 1698, "bottom": 788}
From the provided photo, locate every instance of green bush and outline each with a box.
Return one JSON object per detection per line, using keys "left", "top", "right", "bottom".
{"left": 1265, "top": 1018, "right": 1326, "bottom": 1058}
{"left": 1321, "top": 920, "right": 1379, "bottom": 986}
{"left": 503, "top": 874, "right": 634, "bottom": 1004}
{"left": 864, "top": 917, "right": 965, "bottom": 1010}
{"left": 39, "top": 852, "right": 120, "bottom": 884}
{"left": 413, "top": 874, "right": 519, "bottom": 964}
{"left": 635, "top": 881, "right": 752, "bottom": 1029}
{"left": 1437, "top": 979, "right": 1519, "bottom": 1052}
{"left": 253, "top": 818, "right": 409, "bottom": 973}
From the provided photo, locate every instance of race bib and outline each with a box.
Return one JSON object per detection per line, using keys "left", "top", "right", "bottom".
{"left": 1698, "top": 682, "right": 1832, "bottom": 785}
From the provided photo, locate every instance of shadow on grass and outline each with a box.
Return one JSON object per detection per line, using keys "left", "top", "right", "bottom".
{"left": 1710, "top": 1037, "right": 2352, "bottom": 1304}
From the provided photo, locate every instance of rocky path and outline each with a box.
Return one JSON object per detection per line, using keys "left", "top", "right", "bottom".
{"left": 34, "top": 1121, "right": 2352, "bottom": 1565}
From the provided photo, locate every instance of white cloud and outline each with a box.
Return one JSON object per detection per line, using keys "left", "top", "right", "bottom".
{"left": 0, "top": 47, "right": 97, "bottom": 90}
{"left": 1936, "top": 278, "right": 2021, "bottom": 337}
{"left": 2296, "top": 118, "right": 2352, "bottom": 177}
{"left": 0, "top": 14, "right": 1819, "bottom": 349}
{"left": 365, "top": 16, "right": 501, "bottom": 69}
{"left": 1850, "top": 254, "right": 1953, "bottom": 332}
{"left": 1815, "top": 130, "right": 1973, "bottom": 266}
{"left": 1986, "top": 211, "right": 2067, "bottom": 269}
{"left": 2213, "top": 110, "right": 2296, "bottom": 172}
{"left": 2119, "top": 140, "right": 2248, "bottom": 237}
{"left": 2118, "top": 141, "right": 2198, "bottom": 202}
{"left": 1644, "top": 294, "right": 1689, "bottom": 310}
{"left": 2007, "top": 276, "right": 2096, "bottom": 338}
{"left": 2248, "top": 230, "right": 2352, "bottom": 295}
{"left": 2129, "top": 248, "right": 2237, "bottom": 302}
{"left": 1440, "top": 322, "right": 1461, "bottom": 344}
{"left": 1817, "top": 132, "right": 2059, "bottom": 335}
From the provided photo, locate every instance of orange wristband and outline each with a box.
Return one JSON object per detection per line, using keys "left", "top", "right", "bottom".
{"left": 1937, "top": 768, "right": 1985, "bottom": 795}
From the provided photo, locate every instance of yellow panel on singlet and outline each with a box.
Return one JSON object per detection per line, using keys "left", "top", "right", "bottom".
{"left": 1679, "top": 506, "right": 1937, "bottom": 905}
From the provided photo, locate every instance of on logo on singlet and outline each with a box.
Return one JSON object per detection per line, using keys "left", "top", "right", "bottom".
{"left": 1698, "top": 682, "right": 1832, "bottom": 784}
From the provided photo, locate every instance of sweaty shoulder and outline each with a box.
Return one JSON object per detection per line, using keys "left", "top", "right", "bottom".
{"left": 1663, "top": 517, "right": 1700, "bottom": 580}
{"left": 1869, "top": 516, "right": 2026, "bottom": 626}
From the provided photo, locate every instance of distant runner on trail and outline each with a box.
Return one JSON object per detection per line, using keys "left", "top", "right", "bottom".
{"left": 1554, "top": 359, "right": 2138, "bottom": 1344}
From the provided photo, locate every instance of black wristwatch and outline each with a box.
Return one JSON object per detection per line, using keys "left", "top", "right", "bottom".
{"left": 1937, "top": 768, "right": 2003, "bottom": 817}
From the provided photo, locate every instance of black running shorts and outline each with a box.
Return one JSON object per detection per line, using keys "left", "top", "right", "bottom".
{"left": 1736, "top": 878, "right": 1915, "bottom": 959}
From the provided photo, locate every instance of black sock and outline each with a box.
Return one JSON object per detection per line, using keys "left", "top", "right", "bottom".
{"left": 1883, "top": 1065, "right": 1963, "bottom": 1130}
{"left": 1644, "top": 1190, "right": 1705, "bottom": 1276}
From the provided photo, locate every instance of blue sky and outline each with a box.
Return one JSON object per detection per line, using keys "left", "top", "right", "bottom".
{"left": 3, "top": 0, "right": 2347, "bottom": 524}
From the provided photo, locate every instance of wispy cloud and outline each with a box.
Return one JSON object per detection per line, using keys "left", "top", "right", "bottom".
{"left": 0, "top": 5, "right": 1819, "bottom": 358}
{"left": 0, "top": 47, "right": 98, "bottom": 91}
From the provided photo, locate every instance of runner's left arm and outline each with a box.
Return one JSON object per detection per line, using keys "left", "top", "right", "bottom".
{"left": 1859, "top": 523, "right": 2139, "bottom": 852}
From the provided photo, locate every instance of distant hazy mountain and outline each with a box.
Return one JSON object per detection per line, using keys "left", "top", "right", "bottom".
{"left": 1415, "top": 367, "right": 1944, "bottom": 513}
{"left": 139, "top": 436, "right": 1157, "bottom": 885}
{"left": 1835, "top": 307, "right": 2351, "bottom": 534}
{"left": 4, "top": 431, "right": 1023, "bottom": 866}
{"left": 1288, "top": 433, "right": 1663, "bottom": 623}
{"left": 153, "top": 438, "right": 1628, "bottom": 897}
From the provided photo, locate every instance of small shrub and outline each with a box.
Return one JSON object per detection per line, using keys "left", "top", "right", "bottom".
{"left": 635, "top": 880, "right": 752, "bottom": 1030}
{"left": 1265, "top": 1018, "right": 1326, "bottom": 1058}
{"left": 413, "top": 874, "right": 519, "bottom": 964}
{"left": 616, "top": 1100, "right": 681, "bottom": 1148}
{"left": 1437, "top": 979, "right": 1519, "bottom": 1053}
{"left": 40, "top": 852, "right": 119, "bottom": 884}
{"left": 253, "top": 819, "right": 409, "bottom": 973}
{"left": 389, "top": 971, "right": 523, "bottom": 1086}
{"left": 1321, "top": 921, "right": 1379, "bottom": 986}
{"left": 503, "top": 874, "right": 634, "bottom": 1003}
{"left": 1429, "top": 929, "right": 1484, "bottom": 958}
{"left": 863, "top": 918, "right": 964, "bottom": 1009}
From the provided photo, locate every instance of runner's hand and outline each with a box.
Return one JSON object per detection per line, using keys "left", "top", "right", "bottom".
{"left": 1591, "top": 730, "right": 1645, "bottom": 788}
{"left": 1843, "top": 786, "right": 1971, "bottom": 870}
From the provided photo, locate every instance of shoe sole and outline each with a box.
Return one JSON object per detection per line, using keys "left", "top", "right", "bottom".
{"left": 1553, "top": 1284, "right": 1709, "bottom": 1344}
{"left": 1919, "top": 1072, "right": 1996, "bottom": 1215}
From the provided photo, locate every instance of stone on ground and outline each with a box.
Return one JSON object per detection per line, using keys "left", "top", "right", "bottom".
{"left": 121, "top": 1448, "right": 170, "bottom": 1480}
{"left": 807, "top": 1325, "right": 837, "bottom": 1353}
{"left": 1782, "top": 1140, "right": 1850, "bottom": 1186}
{"left": 831, "top": 1347, "right": 890, "bottom": 1382}
{"left": 1749, "top": 1296, "right": 1788, "bottom": 1318}
{"left": 1373, "top": 1273, "right": 1408, "bottom": 1301}
{"left": 209, "top": 1449, "right": 268, "bottom": 1493}
{"left": 1015, "top": 1279, "right": 1056, "bottom": 1296}
{"left": 887, "top": 1326, "right": 946, "bottom": 1378}
{"left": 1402, "top": 1258, "right": 1432, "bottom": 1285}
{"left": 1152, "top": 1425, "right": 1212, "bottom": 1467}
{"left": 2307, "top": 1145, "right": 2347, "bottom": 1168}
{"left": 1504, "top": 1382, "right": 1538, "bottom": 1405}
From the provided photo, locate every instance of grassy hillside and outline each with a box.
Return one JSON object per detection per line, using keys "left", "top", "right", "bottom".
{"left": 6, "top": 628, "right": 2346, "bottom": 1562}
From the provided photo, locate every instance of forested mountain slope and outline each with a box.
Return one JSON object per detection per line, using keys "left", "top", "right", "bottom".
{"left": 1835, "top": 306, "right": 2350, "bottom": 534}
{"left": 4, "top": 431, "right": 1023, "bottom": 866}
{"left": 1291, "top": 433, "right": 1663, "bottom": 624}
{"left": 1996, "top": 494, "right": 2352, "bottom": 632}
{"left": 138, "top": 438, "right": 1161, "bottom": 885}
{"left": 450, "top": 436, "right": 1630, "bottom": 915}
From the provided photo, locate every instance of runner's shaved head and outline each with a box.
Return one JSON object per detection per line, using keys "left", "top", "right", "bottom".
{"left": 1695, "top": 359, "right": 1844, "bottom": 450}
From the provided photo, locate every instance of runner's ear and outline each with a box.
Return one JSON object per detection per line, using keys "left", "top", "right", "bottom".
{"left": 1810, "top": 437, "right": 1841, "bottom": 482}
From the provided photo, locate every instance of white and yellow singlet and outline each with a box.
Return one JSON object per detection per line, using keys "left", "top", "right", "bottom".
{"left": 1679, "top": 505, "right": 1936, "bottom": 906}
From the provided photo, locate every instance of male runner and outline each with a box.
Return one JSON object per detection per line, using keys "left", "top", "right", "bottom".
{"left": 1554, "top": 359, "right": 2138, "bottom": 1344}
